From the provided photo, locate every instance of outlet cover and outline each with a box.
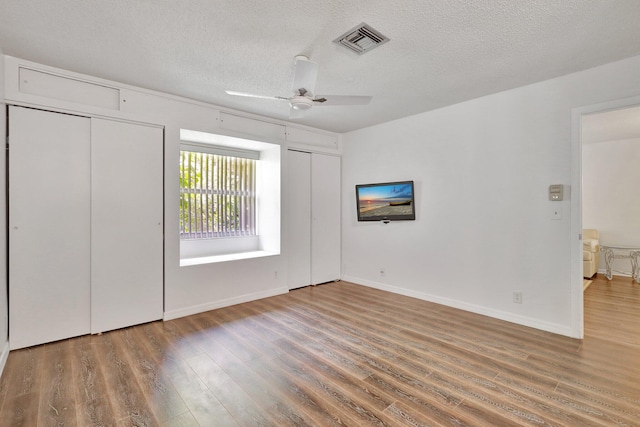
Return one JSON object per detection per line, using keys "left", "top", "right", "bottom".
{"left": 513, "top": 291, "right": 523, "bottom": 304}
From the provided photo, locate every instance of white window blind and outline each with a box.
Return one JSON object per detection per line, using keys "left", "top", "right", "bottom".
{"left": 179, "top": 150, "right": 256, "bottom": 239}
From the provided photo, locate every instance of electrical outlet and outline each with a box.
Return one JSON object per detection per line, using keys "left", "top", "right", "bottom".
{"left": 379, "top": 267, "right": 385, "bottom": 276}
{"left": 513, "top": 291, "right": 523, "bottom": 304}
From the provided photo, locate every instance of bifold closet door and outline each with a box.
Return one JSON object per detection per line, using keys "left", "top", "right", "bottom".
{"left": 287, "top": 150, "right": 312, "bottom": 289}
{"left": 287, "top": 150, "right": 341, "bottom": 289}
{"left": 310, "top": 154, "right": 341, "bottom": 284}
{"left": 9, "top": 106, "right": 91, "bottom": 350}
{"left": 90, "top": 118, "right": 164, "bottom": 334}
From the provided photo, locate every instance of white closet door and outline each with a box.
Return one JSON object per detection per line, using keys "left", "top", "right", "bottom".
{"left": 311, "top": 153, "right": 341, "bottom": 284}
{"left": 91, "top": 118, "right": 163, "bottom": 333}
{"left": 287, "top": 150, "right": 312, "bottom": 289}
{"left": 9, "top": 106, "right": 91, "bottom": 349}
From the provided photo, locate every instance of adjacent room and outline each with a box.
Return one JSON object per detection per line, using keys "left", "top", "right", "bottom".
{"left": 582, "top": 105, "right": 640, "bottom": 282}
{"left": 0, "top": 1, "right": 639, "bottom": 425}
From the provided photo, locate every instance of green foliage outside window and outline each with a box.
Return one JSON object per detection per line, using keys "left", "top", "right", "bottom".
{"left": 179, "top": 151, "right": 256, "bottom": 239}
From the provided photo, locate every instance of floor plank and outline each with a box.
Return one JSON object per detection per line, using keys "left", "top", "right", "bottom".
{"left": 1, "top": 277, "right": 639, "bottom": 426}
{"left": 38, "top": 340, "right": 78, "bottom": 426}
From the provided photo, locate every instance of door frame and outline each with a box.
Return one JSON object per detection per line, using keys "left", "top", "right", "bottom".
{"left": 570, "top": 95, "right": 640, "bottom": 338}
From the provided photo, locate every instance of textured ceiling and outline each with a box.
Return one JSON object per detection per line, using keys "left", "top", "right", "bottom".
{"left": 1, "top": 1, "right": 640, "bottom": 133}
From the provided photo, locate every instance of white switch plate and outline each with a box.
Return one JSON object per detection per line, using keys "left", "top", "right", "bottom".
{"left": 551, "top": 206, "right": 562, "bottom": 220}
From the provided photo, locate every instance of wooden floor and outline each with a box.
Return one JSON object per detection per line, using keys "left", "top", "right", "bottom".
{"left": 0, "top": 277, "right": 639, "bottom": 426}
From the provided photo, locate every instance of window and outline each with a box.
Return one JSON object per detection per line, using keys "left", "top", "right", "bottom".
{"left": 179, "top": 149, "right": 257, "bottom": 239}
{"left": 178, "top": 129, "right": 280, "bottom": 264}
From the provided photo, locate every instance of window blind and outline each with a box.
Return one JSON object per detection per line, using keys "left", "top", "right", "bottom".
{"left": 179, "top": 150, "right": 256, "bottom": 239}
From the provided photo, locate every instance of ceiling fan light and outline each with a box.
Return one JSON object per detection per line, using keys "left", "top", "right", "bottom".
{"left": 291, "top": 103, "right": 312, "bottom": 111}
{"left": 290, "top": 97, "right": 313, "bottom": 111}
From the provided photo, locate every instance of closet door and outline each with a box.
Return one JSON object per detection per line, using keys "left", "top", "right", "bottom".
{"left": 9, "top": 106, "right": 91, "bottom": 349}
{"left": 311, "top": 154, "right": 341, "bottom": 284}
{"left": 91, "top": 119, "right": 164, "bottom": 333}
{"left": 287, "top": 150, "right": 312, "bottom": 289}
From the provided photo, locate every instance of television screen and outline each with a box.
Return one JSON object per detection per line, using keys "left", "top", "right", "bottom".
{"left": 356, "top": 181, "right": 415, "bottom": 222}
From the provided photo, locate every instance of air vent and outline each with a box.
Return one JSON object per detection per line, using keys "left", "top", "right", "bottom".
{"left": 334, "top": 23, "right": 389, "bottom": 55}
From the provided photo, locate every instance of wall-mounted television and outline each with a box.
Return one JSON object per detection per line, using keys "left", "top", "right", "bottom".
{"left": 356, "top": 181, "right": 415, "bottom": 222}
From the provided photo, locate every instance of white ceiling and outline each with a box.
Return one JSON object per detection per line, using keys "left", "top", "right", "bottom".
{"left": 1, "top": 1, "right": 640, "bottom": 133}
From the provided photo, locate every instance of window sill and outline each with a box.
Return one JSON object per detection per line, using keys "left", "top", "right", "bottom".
{"left": 179, "top": 250, "right": 279, "bottom": 267}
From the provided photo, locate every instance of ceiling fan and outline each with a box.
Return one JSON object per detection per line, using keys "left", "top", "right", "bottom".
{"left": 225, "top": 55, "right": 372, "bottom": 115}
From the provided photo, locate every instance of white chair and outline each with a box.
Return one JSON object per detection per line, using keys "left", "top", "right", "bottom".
{"left": 583, "top": 229, "right": 600, "bottom": 278}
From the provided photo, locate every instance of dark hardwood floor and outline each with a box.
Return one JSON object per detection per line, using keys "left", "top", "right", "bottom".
{"left": 0, "top": 276, "right": 638, "bottom": 426}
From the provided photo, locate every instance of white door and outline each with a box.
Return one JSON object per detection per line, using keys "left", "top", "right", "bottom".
{"left": 311, "top": 154, "right": 341, "bottom": 284}
{"left": 9, "top": 106, "right": 91, "bottom": 349}
{"left": 287, "top": 150, "right": 312, "bottom": 289}
{"left": 90, "top": 118, "right": 164, "bottom": 333}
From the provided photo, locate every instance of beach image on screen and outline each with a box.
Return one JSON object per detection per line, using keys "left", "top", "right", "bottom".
{"left": 358, "top": 183, "right": 413, "bottom": 218}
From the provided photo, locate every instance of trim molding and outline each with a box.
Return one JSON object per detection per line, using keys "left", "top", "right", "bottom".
{"left": 342, "top": 276, "right": 576, "bottom": 338}
{"left": 164, "top": 287, "right": 289, "bottom": 321}
{"left": 0, "top": 340, "right": 9, "bottom": 377}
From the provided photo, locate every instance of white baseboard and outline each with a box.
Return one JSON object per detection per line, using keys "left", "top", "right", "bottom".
{"left": 0, "top": 340, "right": 9, "bottom": 377}
{"left": 597, "top": 268, "right": 632, "bottom": 278}
{"left": 164, "top": 286, "right": 289, "bottom": 321}
{"left": 342, "top": 275, "right": 576, "bottom": 338}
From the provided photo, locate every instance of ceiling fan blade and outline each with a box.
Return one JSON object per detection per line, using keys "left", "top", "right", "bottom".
{"left": 289, "top": 108, "right": 305, "bottom": 120}
{"left": 225, "top": 90, "right": 287, "bottom": 101}
{"left": 291, "top": 56, "right": 318, "bottom": 96}
{"left": 313, "top": 95, "right": 372, "bottom": 106}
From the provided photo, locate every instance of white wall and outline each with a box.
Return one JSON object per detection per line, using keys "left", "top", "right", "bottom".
{"left": 0, "top": 48, "right": 8, "bottom": 371}
{"left": 583, "top": 137, "right": 640, "bottom": 274}
{"left": 342, "top": 55, "right": 640, "bottom": 337}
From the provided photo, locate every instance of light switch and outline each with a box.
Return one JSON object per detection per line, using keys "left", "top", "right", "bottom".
{"left": 549, "top": 184, "right": 563, "bottom": 201}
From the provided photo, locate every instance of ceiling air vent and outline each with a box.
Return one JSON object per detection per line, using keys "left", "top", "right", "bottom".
{"left": 334, "top": 23, "right": 389, "bottom": 55}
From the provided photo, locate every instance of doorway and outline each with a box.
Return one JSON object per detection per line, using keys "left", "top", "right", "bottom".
{"left": 571, "top": 96, "right": 640, "bottom": 338}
